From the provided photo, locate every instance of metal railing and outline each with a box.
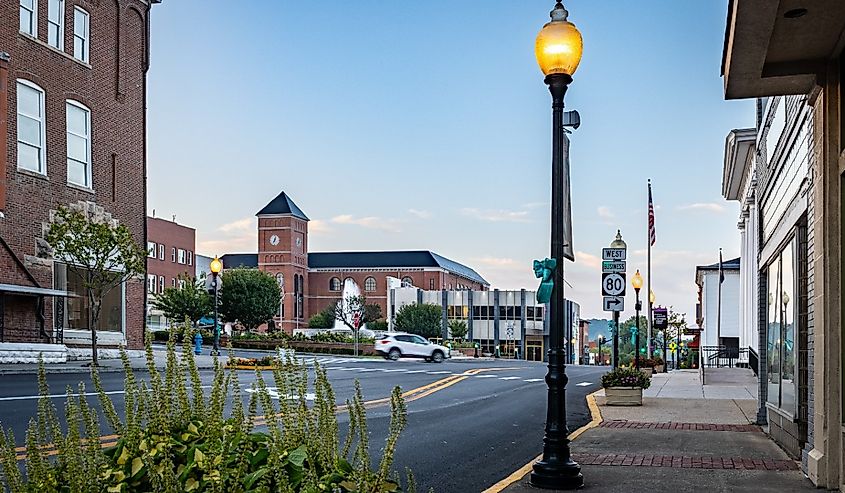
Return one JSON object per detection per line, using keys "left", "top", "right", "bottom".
{"left": 701, "top": 345, "right": 748, "bottom": 368}
{"left": 748, "top": 346, "right": 759, "bottom": 376}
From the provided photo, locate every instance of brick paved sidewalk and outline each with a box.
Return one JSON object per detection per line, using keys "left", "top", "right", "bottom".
{"left": 496, "top": 370, "right": 819, "bottom": 492}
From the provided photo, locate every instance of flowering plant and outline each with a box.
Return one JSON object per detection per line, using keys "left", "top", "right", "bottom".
{"left": 601, "top": 367, "right": 651, "bottom": 389}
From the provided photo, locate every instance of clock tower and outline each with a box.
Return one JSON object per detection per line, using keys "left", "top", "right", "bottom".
{"left": 256, "top": 191, "right": 309, "bottom": 334}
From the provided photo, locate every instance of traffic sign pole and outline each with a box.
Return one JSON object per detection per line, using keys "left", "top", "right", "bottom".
{"left": 603, "top": 236, "right": 627, "bottom": 369}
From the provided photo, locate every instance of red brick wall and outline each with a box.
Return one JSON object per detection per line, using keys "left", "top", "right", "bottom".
{"left": 257, "top": 215, "right": 308, "bottom": 333}
{"left": 0, "top": 0, "right": 152, "bottom": 348}
{"left": 147, "top": 217, "right": 196, "bottom": 289}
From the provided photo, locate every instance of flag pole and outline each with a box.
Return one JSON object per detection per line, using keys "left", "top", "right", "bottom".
{"left": 647, "top": 179, "right": 653, "bottom": 359}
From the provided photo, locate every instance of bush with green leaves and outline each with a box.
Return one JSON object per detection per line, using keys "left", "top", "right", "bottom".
{"left": 447, "top": 320, "right": 468, "bottom": 341}
{"left": 220, "top": 268, "right": 282, "bottom": 331}
{"left": 394, "top": 304, "right": 442, "bottom": 339}
{"left": 601, "top": 366, "right": 652, "bottom": 389}
{"left": 0, "top": 325, "right": 412, "bottom": 492}
{"left": 308, "top": 303, "right": 338, "bottom": 329}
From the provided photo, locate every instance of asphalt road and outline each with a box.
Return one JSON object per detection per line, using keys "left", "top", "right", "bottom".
{"left": 0, "top": 356, "right": 606, "bottom": 492}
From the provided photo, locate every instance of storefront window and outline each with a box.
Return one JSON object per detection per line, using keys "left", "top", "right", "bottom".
{"left": 765, "top": 238, "right": 797, "bottom": 414}
{"left": 56, "top": 264, "right": 124, "bottom": 332}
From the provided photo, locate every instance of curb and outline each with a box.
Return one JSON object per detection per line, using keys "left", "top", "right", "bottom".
{"left": 482, "top": 389, "right": 603, "bottom": 493}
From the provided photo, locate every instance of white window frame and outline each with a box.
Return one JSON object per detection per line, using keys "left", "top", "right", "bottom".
{"left": 147, "top": 241, "right": 156, "bottom": 258}
{"left": 66, "top": 100, "right": 92, "bottom": 188}
{"left": 20, "top": 0, "right": 37, "bottom": 37}
{"left": 16, "top": 80, "right": 47, "bottom": 175}
{"left": 47, "top": 0, "right": 65, "bottom": 50}
{"left": 158, "top": 275, "right": 164, "bottom": 292}
{"left": 177, "top": 248, "right": 186, "bottom": 265}
{"left": 171, "top": 247, "right": 176, "bottom": 262}
{"left": 147, "top": 274, "right": 156, "bottom": 294}
{"left": 158, "top": 244, "right": 164, "bottom": 260}
{"left": 187, "top": 251, "right": 192, "bottom": 266}
{"left": 73, "top": 6, "right": 89, "bottom": 63}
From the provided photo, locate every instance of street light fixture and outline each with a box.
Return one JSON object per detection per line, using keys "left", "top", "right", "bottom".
{"left": 209, "top": 256, "right": 223, "bottom": 355}
{"left": 530, "top": 1, "right": 584, "bottom": 490}
{"left": 632, "top": 270, "right": 644, "bottom": 369}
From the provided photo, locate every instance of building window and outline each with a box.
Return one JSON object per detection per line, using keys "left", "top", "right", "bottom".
{"left": 171, "top": 247, "right": 176, "bottom": 262}
{"left": 147, "top": 242, "right": 156, "bottom": 258}
{"left": 66, "top": 100, "right": 92, "bottom": 188}
{"left": 56, "top": 264, "right": 124, "bottom": 333}
{"left": 329, "top": 277, "right": 341, "bottom": 291}
{"left": 177, "top": 248, "right": 186, "bottom": 264}
{"left": 20, "top": 0, "right": 37, "bottom": 36}
{"left": 766, "top": 237, "right": 798, "bottom": 414}
{"left": 47, "top": 0, "right": 64, "bottom": 49}
{"left": 147, "top": 274, "right": 156, "bottom": 294}
{"left": 187, "top": 251, "right": 193, "bottom": 266}
{"left": 16, "top": 80, "right": 46, "bottom": 174}
{"left": 401, "top": 276, "right": 413, "bottom": 288}
{"left": 158, "top": 244, "right": 164, "bottom": 260}
{"left": 430, "top": 279, "right": 435, "bottom": 290}
{"left": 364, "top": 277, "right": 376, "bottom": 292}
{"left": 73, "top": 7, "right": 89, "bottom": 63}
{"left": 158, "top": 275, "right": 164, "bottom": 292}
{"left": 178, "top": 279, "right": 186, "bottom": 289}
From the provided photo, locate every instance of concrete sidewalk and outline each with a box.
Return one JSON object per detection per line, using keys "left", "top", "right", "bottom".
{"left": 494, "top": 369, "right": 819, "bottom": 492}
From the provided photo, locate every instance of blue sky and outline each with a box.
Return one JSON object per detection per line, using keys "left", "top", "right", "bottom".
{"left": 146, "top": 1, "right": 754, "bottom": 321}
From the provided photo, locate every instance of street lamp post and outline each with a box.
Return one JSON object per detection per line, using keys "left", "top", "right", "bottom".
{"left": 530, "top": 1, "right": 584, "bottom": 490}
{"left": 632, "top": 270, "right": 644, "bottom": 369}
{"left": 609, "top": 230, "right": 626, "bottom": 368}
{"left": 210, "top": 256, "right": 223, "bottom": 355}
{"left": 597, "top": 335, "right": 605, "bottom": 366}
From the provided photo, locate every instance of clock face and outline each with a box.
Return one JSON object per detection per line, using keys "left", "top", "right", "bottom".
{"left": 269, "top": 234, "right": 280, "bottom": 246}
{"left": 295, "top": 236, "right": 303, "bottom": 247}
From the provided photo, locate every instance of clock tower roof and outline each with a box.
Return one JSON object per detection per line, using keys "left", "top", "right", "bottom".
{"left": 256, "top": 191, "right": 309, "bottom": 220}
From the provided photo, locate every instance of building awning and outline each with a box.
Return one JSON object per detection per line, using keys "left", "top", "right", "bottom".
{"left": 722, "top": 128, "right": 756, "bottom": 200}
{"left": 722, "top": 0, "right": 845, "bottom": 99}
{"left": 0, "top": 283, "right": 72, "bottom": 297}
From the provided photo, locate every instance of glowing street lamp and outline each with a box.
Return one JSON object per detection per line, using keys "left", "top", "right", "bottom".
{"left": 210, "top": 256, "right": 222, "bottom": 355}
{"left": 530, "top": 2, "right": 585, "bottom": 490}
{"left": 632, "top": 270, "right": 643, "bottom": 369}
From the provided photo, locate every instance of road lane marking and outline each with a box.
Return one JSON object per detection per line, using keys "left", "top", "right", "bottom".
{"left": 380, "top": 369, "right": 405, "bottom": 373}
{"left": 576, "top": 382, "right": 593, "bottom": 387}
{"left": 474, "top": 375, "right": 497, "bottom": 378}
{"left": 337, "top": 367, "right": 364, "bottom": 371}
{"left": 426, "top": 371, "right": 451, "bottom": 375}
{"left": 403, "top": 370, "right": 426, "bottom": 374}
{"left": 523, "top": 378, "right": 544, "bottom": 382}
{"left": 357, "top": 369, "right": 378, "bottom": 372}
{"left": 498, "top": 377, "right": 520, "bottom": 380}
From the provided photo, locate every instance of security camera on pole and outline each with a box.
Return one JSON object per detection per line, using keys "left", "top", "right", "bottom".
{"left": 603, "top": 230, "right": 627, "bottom": 368}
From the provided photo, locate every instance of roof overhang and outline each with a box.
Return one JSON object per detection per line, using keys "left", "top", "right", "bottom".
{"left": 0, "top": 283, "right": 71, "bottom": 297}
{"left": 722, "top": 0, "right": 845, "bottom": 99}
{"left": 722, "top": 128, "right": 756, "bottom": 200}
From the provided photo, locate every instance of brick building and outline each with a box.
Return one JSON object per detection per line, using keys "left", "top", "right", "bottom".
{"left": 0, "top": 0, "right": 157, "bottom": 358}
{"left": 146, "top": 216, "right": 196, "bottom": 330}
{"left": 219, "top": 191, "right": 489, "bottom": 333}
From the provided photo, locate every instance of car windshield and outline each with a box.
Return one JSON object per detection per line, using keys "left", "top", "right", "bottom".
{"left": 413, "top": 336, "right": 428, "bottom": 345}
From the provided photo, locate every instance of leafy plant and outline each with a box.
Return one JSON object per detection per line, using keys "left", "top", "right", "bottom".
{"left": 448, "top": 320, "right": 468, "bottom": 341}
{"left": 367, "top": 320, "right": 388, "bottom": 333}
{"left": 151, "top": 275, "right": 212, "bottom": 326}
{"left": 394, "top": 304, "right": 442, "bottom": 339}
{"left": 601, "top": 367, "right": 652, "bottom": 389}
{"left": 220, "top": 268, "right": 281, "bottom": 331}
{"left": 308, "top": 303, "right": 337, "bottom": 328}
{"left": 0, "top": 324, "right": 411, "bottom": 492}
{"left": 45, "top": 204, "right": 147, "bottom": 366}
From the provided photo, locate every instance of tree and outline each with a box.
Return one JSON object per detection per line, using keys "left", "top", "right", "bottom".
{"left": 151, "top": 275, "right": 212, "bottom": 326}
{"left": 448, "top": 320, "right": 468, "bottom": 341}
{"left": 308, "top": 302, "right": 337, "bottom": 328}
{"left": 45, "top": 204, "right": 146, "bottom": 366}
{"left": 220, "top": 268, "right": 281, "bottom": 331}
{"left": 334, "top": 295, "right": 382, "bottom": 355}
{"left": 394, "top": 303, "right": 442, "bottom": 339}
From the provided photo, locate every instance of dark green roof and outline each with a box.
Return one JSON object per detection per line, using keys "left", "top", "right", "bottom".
{"left": 256, "top": 191, "right": 309, "bottom": 220}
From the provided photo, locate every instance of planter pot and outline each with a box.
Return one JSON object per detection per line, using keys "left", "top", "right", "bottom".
{"left": 640, "top": 368, "right": 654, "bottom": 377}
{"left": 654, "top": 365, "right": 664, "bottom": 373}
{"left": 605, "top": 386, "right": 643, "bottom": 406}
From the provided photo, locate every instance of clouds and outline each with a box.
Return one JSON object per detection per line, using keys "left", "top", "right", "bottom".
{"left": 218, "top": 217, "right": 254, "bottom": 233}
{"left": 408, "top": 208, "right": 432, "bottom": 219}
{"left": 460, "top": 208, "right": 531, "bottom": 223}
{"left": 331, "top": 214, "right": 402, "bottom": 233}
{"left": 678, "top": 202, "right": 725, "bottom": 213}
{"left": 597, "top": 206, "right": 614, "bottom": 219}
{"left": 196, "top": 216, "right": 257, "bottom": 254}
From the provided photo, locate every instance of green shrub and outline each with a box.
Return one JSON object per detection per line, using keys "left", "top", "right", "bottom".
{"left": 601, "top": 367, "right": 652, "bottom": 389}
{"left": 367, "top": 320, "right": 388, "bottom": 332}
{"left": 0, "top": 324, "right": 410, "bottom": 492}
{"left": 447, "top": 320, "right": 468, "bottom": 341}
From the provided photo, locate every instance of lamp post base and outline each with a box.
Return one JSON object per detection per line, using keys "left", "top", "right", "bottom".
{"left": 530, "top": 459, "right": 584, "bottom": 490}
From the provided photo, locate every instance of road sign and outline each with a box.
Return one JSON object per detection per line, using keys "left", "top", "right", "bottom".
{"left": 603, "top": 296, "right": 624, "bottom": 312}
{"left": 602, "top": 248, "right": 626, "bottom": 261}
{"left": 669, "top": 342, "right": 677, "bottom": 352}
{"left": 653, "top": 307, "right": 668, "bottom": 330}
{"left": 683, "top": 327, "right": 701, "bottom": 336}
{"left": 602, "top": 273, "right": 626, "bottom": 296}
{"left": 602, "top": 261, "right": 626, "bottom": 273}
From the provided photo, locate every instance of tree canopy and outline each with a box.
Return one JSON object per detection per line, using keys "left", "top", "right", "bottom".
{"left": 394, "top": 303, "right": 442, "bottom": 339}
{"left": 151, "top": 275, "right": 212, "bottom": 326}
{"left": 220, "top": 268, "right": 281, "bottom": 331}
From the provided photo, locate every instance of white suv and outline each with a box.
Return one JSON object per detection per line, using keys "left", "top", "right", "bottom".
{"left": 375, "top": 333, "right": 451, "bottom": 363}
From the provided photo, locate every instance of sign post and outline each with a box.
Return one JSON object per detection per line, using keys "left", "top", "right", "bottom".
{"left": 653, "top": 307, "right": 668, "bottom": 373}
{"left": 603, "top": 233, "right": 627, "bottom": 368}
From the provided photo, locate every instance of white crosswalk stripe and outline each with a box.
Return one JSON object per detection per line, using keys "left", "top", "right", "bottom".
{"left": 523, "top": 378, "right": 544, "bottom": 383}
{"left": 498, "top": 376, "right": 520, "bottom": 380}
{"left": 474, "top": 375, "right": 497, "bottom": 378}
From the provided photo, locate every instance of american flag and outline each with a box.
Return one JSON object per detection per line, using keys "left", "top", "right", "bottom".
{"left": 648, "top": 181, "right": 656, "bottom": 246}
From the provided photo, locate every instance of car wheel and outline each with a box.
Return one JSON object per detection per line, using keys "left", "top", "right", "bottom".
{"left": 431, "top": 351, "right": 444, "bottom": 363}
{"left": 388, "top": 348, "right": 401, "bottom": 361}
